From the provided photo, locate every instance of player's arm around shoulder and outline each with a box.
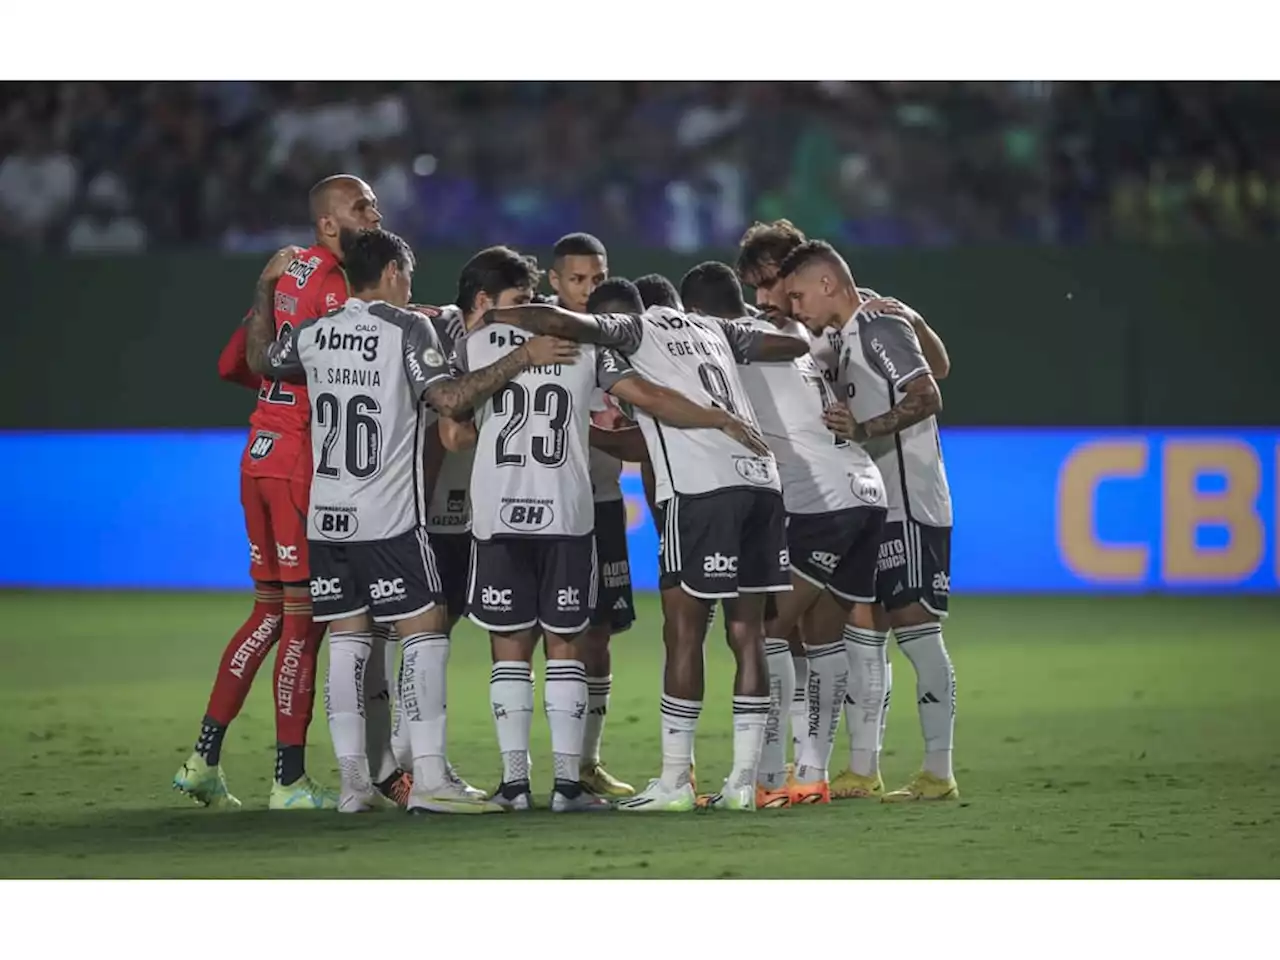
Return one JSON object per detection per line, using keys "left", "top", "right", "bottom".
{"left": 483, "top": 304, "right": 645, "bottom": 354}
{"left": 861, "top": 296, "right": 950, "bottom": 380}
{"left": 245, "top": 245, "right": 308, "bottom": 380}
{"left": 421, "top": 322, "right": 579, "bottom": 420}
{"left": 609, "top": 374, "right": 770, "bottom": 457}
{"left": 720, "top": 317, "right": 809, "bottom": 363}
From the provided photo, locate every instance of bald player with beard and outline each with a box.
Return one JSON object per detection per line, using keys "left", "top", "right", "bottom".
{"left": 178, "top": 176, "right": 384, "bottom": 811}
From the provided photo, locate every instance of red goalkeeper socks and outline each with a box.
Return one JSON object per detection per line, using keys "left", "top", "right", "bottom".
{"left": 200, "top": 587, "right": 284, "bottom": 748}
{"left": 273, "top": 602, "right": 325, "bottom": 784}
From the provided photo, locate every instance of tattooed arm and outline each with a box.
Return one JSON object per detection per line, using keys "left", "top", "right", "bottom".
{"left": 419, "top": 333, "right": 580, "bottom": 420}
{"left": 245, "top": 246, "right": 304, "bottom": 378}
{"left": 483, "top": 304, "right": 643, "bottom": 353}
{"left": 824, "top": 374, "right": 942, "bottom": 442}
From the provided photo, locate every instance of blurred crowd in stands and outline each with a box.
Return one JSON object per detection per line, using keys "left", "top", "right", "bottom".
{"left": 2, "top": 81, "right": 1278, "bottom": 254}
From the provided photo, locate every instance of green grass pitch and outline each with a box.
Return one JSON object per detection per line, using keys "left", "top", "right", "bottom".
{"left": 1, "top": 591, "right": 1277, "bottom": 878}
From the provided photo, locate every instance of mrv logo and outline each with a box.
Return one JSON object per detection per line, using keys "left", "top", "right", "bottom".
{"left": 315, "top": 325, "right": 380, "bottom": 362}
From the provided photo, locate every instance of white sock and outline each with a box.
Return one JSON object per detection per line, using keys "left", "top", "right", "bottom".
{"left": 363, "top": 625, "right": 398, "bottom": 783}
{"left": 544, "top": 659, "right": 588, "bottom": 785}
{"left": 390, "top": 655, "right": 412, "bottom": 771}
{"left": 895, "top": 622, "right": 955, "bottom": 780}
{"left": 660, "top": 694, "right": 701, "bottom": 790}
{"left": 326, "top": 630, "right": 374, "bottom": 791}
{"left": 879, "top": 660, "right": 893, "bottom": 751}
{"left": 401, "top": 632, "right": 449, "bottom": 791}
{"left": 758, "top": 638, "right": 794, "bottom": 789}
{"left": 730, "top": 695, "right": 770, "bottom": 791}
{"left": 582, "top": 674, "right": 611, "bottom": 766}
{"left": 490, "top": 661, "right": 534, "bottom": 784}
{"left": 795, "top": 640, "right": 848, "bottom": 783}
{"left": 843, "top": 625, "right": 888, "bottom": 777}
{"left": 789, "top": 655, "right": 808, "bottom": 764}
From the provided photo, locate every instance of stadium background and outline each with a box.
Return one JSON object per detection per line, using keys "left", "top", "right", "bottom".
{"left": 2, "top": 81, "right": 1277, "bottom": 878}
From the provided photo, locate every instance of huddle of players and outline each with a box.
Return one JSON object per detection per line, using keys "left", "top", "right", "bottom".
{"left": 172, "top": 173, "right": 959, "bottom": 814}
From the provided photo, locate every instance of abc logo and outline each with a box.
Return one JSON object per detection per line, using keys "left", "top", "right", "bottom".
{"left": 317, "top": 509, "right": 358, "bottom": 541}
{"left": 249, "top": 543, "right": 263, "bottom": 564}
{"left": 276, "top": 544, "right": 299, "bottom": 564}
{"left": 557, "top": 586, "right": 581, "bottom": 609}
{"left": 311, "top": 577, "right": 342, "bottom": 598}
{"left": 370, "top": 577, "right": 405, "bottom": 601}
{"left": 810, "top": 551, "right": 839, "bottom": 572}
{"left": 703, "top": 552, "right": 738, "bottom": 574}
{"left": 500, "top": 502, "right": 554, "bottom": 531}
{"left": 482, "top": 586, "right": 513, "bottom": 607}
{"left": 778, "top": 548, "right": 790, "bottom": 568}
{"left": 932, "top": 572, "right": 951, "bottom": 594}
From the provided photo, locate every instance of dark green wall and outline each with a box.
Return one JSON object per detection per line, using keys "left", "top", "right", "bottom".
{"left": 3, "top": 246, "right": 1276, "bottom": 429}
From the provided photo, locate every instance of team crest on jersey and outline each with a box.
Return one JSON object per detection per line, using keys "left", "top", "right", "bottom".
{"left": 248, "top": 432, "right": 277, "bottom": 460}
{"left": 285, "top": 255, "right": 322, "bottom": 288}
{"left": 422, "top": 346, "right": 444, "bottom": 368}
{"left": 447, "top": 489, "right": 466, "bottom": 513}
{"left": 733, "top": 456, "right": 776, "bottom": 486}
{"left": 274, "top": 291, "right": 298, "bottom": 315}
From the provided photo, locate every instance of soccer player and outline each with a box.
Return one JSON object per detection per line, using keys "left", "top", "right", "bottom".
{"left": 780, "top": 239, "right": 960, "bottom": 802}
{"left": 244, "top": 229, "right": 577, "bottom": 813}
{"left": 375, "top": 299, "right": 487, "bottom": 803}
{"left": 736, "top": 219, "right": 951, "bottom": 798}
{"left": 174, "top": 174, "right": 382, "bottom": 811}
{"left": 461, "top": 258, "right": 768, "bottom": 812}
{"left": 484, "top": 281, "right": 810, "bottom": 812}
{"left": 678, "top": 261, "right": 888, "bottom": 807}
{"left": 545, "top": 232, "right": 633, "bottom": 798}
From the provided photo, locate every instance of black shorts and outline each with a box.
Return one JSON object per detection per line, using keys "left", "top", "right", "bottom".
{"left": 788, "top": 506, "right": 887, "bottom": 604}
{"left": 657, "top": 489, "right": 790, "bottom": 599}
{"left": 876, "top": 520, "right": 951, "bottom": 618}
{"left": 591, "top": 498, "right": 635, "bottom": 633}
{"left": 428, "top": 531, "right": 472, "bottom": 619}
{"left": 309, "top": 526, "right": 443, "bottom": 624}
{"left": 467, "top": 534, "right": 597, "bottom": 635}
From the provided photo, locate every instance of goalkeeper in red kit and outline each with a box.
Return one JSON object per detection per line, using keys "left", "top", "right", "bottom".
{"left": 173, "top": 175, "right": 387, "bottom": 810}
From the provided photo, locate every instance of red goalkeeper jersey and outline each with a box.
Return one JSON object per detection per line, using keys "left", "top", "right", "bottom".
{"left": 217, "top": 243, "right": 349, "bottom": 481}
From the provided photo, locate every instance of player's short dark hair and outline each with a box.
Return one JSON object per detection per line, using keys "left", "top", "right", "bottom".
{"left": 777, "top": 238, "right": 846, "bottom": 279}
{"left": 586, "top": 278, "right": 642, "bottom": 315}
{"left": 552, "top": 232, "right": 607, "bottom": 265}
{"left": 735, "top": 219, "right": 807, "bottom": 282}
{"left": 342, "top": 228, "right": 414, "bottom": 292}
{"left": 680, "top": 261, "right": 747, "bottom": 319}
{"left": 634, "top": 273, "right": 681, "bottom": 310}
{"left": 456, "top": 246, "right": 542, "bottom": 315}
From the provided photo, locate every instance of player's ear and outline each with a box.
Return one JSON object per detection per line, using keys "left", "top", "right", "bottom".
{"left": 474, "top": 290, "right": 493, "bottom": 314}
{"left": 548, "top": 268, "right": 561, "bottom": 294}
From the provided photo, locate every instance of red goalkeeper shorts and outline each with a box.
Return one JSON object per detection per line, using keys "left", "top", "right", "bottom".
{"left": 241, "top": 472, "right": 311, "bottom": 584}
